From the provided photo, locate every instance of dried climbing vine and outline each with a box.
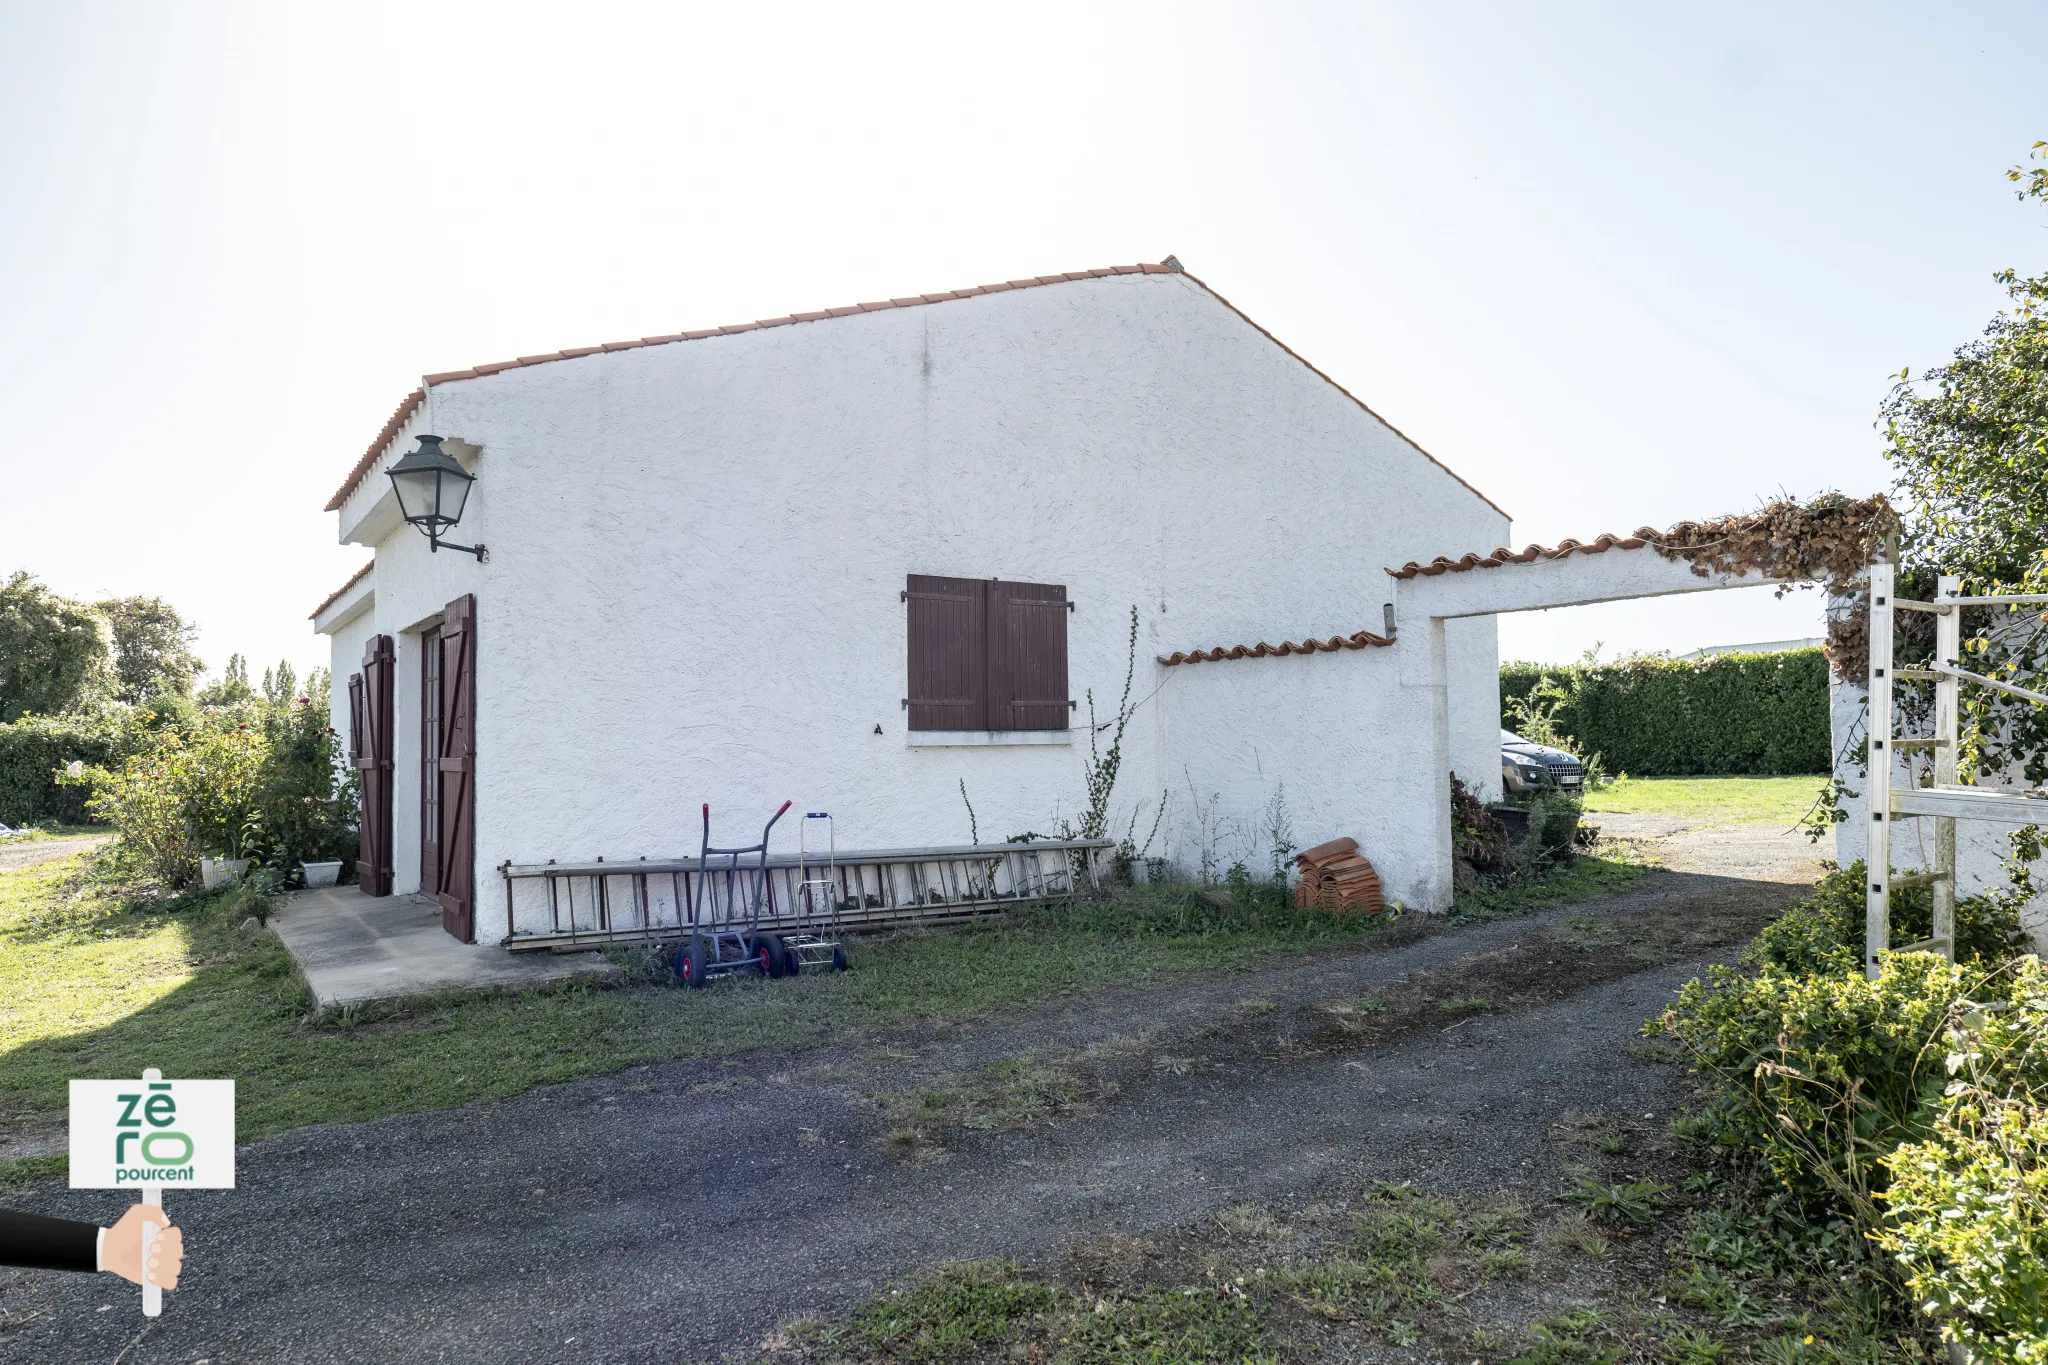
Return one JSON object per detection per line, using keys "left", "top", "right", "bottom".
{"left": 1639, "top": 493, "right": 1899, "bottom": 682}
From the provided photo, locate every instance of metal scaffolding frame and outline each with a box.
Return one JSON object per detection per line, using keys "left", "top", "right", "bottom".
{"left": 1865, "top": 563, "right": 2048, "bottom": 978}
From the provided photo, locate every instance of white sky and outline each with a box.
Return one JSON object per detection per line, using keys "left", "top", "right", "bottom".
{"left": 2, "top": 1, "right": 2043, "bottom": 676}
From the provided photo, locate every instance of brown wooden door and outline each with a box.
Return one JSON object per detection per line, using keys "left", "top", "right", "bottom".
{"left": 419, "top": 626, "right": 442, "bottom": 897}
{"left": 434, "top": 595, "right": 477, "bottom": 942}
{"left": 354, "top": 635, "right": 396, "bottom": 896}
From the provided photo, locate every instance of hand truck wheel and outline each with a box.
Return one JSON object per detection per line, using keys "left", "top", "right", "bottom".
{"left": 749, "top": 935, "right": 786, "bottom": 979}
{"left": 676, "top": 938, "right": 709, "bottom": 989}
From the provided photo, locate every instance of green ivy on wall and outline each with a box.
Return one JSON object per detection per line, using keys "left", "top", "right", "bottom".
{"left": 1500, "top": 648, "right": 1831, "bottom": 776}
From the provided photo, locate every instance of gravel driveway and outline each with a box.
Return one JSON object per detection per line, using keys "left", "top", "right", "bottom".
{"left": 0, "top": 837, "right": 107, "bottom": 875}
{"left": 0, "top": 824, "right": 1820, "bottom": 1364}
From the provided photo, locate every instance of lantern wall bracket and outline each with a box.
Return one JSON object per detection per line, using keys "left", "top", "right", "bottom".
{"left": 424, "top": 528, "right": 489, "bottom": 562}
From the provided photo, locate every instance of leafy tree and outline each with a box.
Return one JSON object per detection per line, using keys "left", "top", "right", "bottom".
{"left": 94, "top": 595, "right": 203, "bottom": 703}
{"left": 0, "top": 571, "right": 112, "bottom": 722}
{"left": 1882, "top": 144, "right": 2048, "bottom": 585}
{"left": 1880, "top": 143, "right": 2048, "bottom": 780}
{"left": 197, "top": 653, "right": 255, "bottom": 708}
{"left": 261, "top": 660, "right": 298, "bottom": 705}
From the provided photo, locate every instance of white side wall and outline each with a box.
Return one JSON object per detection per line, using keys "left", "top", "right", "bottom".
{"left": 328, "top": 272, "right": 1508, "bottom": 928}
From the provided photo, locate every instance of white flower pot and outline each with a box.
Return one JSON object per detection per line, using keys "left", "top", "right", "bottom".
{"left": 300, "top": 860, "right": 342, "bottom": 888}
{"left": 200, "top": 858, "right": 251, "bottom": 890}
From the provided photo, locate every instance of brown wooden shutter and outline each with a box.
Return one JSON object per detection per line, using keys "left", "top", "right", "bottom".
{"left": 989, "top": 580, "right": 1070, "bottom": 731}
{"left": 905, "top": 575, "right": 987, "bottom": 731}
{"left": 355, "top": 636, "right": 395, "bottom": 896}
{"left": 435, "top": 594, "right": 478, "bottom": 943}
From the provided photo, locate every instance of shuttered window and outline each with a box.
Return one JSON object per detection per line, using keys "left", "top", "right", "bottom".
{"left": 906, "top": 575, "right": 1070, "bottom": 731}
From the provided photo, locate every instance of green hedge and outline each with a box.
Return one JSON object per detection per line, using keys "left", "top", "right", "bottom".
{"left": 0, "top": 712, "right": 131, "bottom": 826}
{"left": 1500, "top": 647, "right": 1831, "bottom": 776}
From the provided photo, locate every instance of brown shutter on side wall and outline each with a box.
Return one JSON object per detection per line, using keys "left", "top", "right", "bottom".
{"left": 354, "top": 636, "right": 395, "bottom": 896}
{"left": 989, "top": 580, "right": 1070, "bottom": 731}
{"left": 905, "top": 575, "right": 987, "bottom": 731}
{"left": 434, "top": 594, "right": 478, "bottom": 943}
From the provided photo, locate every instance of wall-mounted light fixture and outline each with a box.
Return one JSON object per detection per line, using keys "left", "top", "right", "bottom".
{"left": 387, "top": 435, "right": 487, "bottom": 561}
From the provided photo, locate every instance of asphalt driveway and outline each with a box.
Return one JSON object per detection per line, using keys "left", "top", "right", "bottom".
{"left": 0, "top": 830, "right": 1816, "bottom": 1365}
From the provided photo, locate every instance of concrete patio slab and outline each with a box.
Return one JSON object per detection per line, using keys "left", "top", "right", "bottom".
{"left": 274, "top": 885, "right": 620, "bottom": 1008}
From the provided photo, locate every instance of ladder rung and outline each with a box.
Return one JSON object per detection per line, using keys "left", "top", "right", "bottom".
{"left": 1891, "top": 870, "right": 1952, "bottom": 889}
{"left": 1891, "top": 937, "right": 1953, "bottom": 955}
{"left": 1893, "top": 669, "right": 1941, "bottom": 681}
{"left": 1890, "top": 738, "right": 1950, "bottom": 750}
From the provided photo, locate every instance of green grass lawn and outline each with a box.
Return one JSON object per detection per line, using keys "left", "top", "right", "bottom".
{"left": 1, "top": 846, "right": 1645, "bottom": 1186}
{"left": 1580, "top": 774, "right": 1828, "bottom": 827}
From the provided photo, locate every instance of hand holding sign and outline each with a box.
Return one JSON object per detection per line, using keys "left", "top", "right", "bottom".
{"left": 70, "top": 1068, "right": 233, "bottom": 1316}
{"left": 102, "top": 1204, "right": 182, "bottom": 1289}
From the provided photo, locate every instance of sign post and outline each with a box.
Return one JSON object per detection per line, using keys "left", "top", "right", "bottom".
{"left": 69, "top": 1068, "right": 235, "bottom": 1316}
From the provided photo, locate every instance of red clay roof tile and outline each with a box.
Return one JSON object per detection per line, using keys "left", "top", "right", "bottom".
{"left": 308, "top": 559, "right": 374, "bottom": 621}
{"left": 1385, "top": 529, "right": 1662, "bottom": 579}
{"left": 1158, "top": 628, "right": 1396, "bottom": 667}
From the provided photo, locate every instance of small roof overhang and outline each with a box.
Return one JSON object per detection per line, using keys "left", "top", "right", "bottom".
{"left": 311, "top": 561, "right": 375, "bottom": 636}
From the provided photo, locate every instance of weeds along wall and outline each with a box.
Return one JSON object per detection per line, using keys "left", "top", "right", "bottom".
{"left": 1499, "top": 648, "right": 1830, "bottom": 775}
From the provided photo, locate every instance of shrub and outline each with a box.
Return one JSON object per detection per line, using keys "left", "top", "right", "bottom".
{"left": 78, "top": 721, "right": 266, "bottom": 888}
{"left": 252, "top": 691, "right": 358, "bottom": 873}
{"left": 1524, "top": 791, "right": 1584, "bottom": 864}
{"left": 1744, "top": 854, "right": 2032, "bottom": 979}
{"left": 1652, "top": 951, "right": 1971, "bottom": 1210}
{"left": 1500, "top": 648, "right": 1830, "bottom": 775}
{"left": 70, "top": 675, "right": 356, "bottom": 889}
{"left": 1451, "top": 774, "right": 1508, "bottom": 871}
{"left": 1876, "top": 965, "right": 2048, "bottom": 1364}
{"left": 1653, "top": 844, "right": 2048, "bottom": 1353}
{"left": 0, "top": 708, "right": 133, "bottom": 826}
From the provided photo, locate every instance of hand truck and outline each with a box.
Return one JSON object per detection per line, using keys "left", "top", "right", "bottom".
{"left": 674, "top": 800, "right": 791, "bottom": 989}
{"left": 786, "top": 811, "right": 849, "bottom": 973}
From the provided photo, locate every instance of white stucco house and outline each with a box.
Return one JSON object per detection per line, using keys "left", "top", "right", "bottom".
{"left": 313, "top": 258, "right": 1542, "bottom": 943}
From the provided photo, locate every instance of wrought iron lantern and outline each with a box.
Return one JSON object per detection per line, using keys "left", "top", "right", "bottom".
{"left": 387, "top": 435, "right": 487, "bottom": 560}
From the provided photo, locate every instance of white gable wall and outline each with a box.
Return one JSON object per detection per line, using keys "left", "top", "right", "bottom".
{"left": 331, "top": 272, "right": 1507, "bottom": 930}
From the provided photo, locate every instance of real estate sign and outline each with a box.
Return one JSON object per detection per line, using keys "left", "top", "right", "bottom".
{"left": 69, "top": 1075, "right": 235, "bottom": 1189}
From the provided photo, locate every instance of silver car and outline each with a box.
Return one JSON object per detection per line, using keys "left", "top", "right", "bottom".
{"left": 1501, "top": 729, "right": 1585, "bottom": 796}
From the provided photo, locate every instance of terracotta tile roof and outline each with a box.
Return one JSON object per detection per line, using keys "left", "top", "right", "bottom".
{"left": 325, "top": 389, "right": 427, "bottom": 513}
{"left": 1158, "top": 628, "right": 1395, "bottom": 667}
{"left": 324, "top": 259, "right": 1507, "bottom": 520}
{"left": 1385, "top": 530, "right": 1662, "bottom": 580}
{"left": 309, "top": 560, "right": 374, "bottom": 621}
